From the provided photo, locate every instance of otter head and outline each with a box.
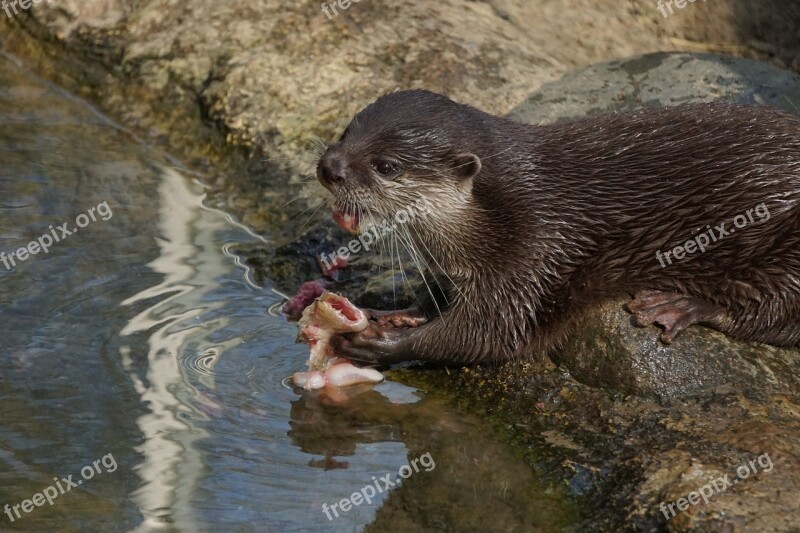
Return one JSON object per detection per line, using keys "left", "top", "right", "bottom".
{"left": 317, "top": 89, "right": 483, "bottom": 235}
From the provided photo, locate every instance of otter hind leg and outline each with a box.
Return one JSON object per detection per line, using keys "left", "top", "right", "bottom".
{"left": 627, "top": 290, "right": 725, "bottom": 344}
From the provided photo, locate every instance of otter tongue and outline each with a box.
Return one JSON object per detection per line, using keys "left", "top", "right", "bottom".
{"left": 332, "top": 209, "right": 360, "bottom": 234}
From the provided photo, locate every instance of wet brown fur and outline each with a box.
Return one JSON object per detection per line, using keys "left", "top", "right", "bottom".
{"left": 317, "top": 89, "right": 800, "bottom": 365}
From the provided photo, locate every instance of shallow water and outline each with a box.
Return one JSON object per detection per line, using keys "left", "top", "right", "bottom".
{"left": 0, "top": 54, "right": 576, "bottom": 531}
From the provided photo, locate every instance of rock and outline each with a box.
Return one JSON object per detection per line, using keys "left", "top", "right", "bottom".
{"left": 558, "top": 298, "right": 800, "bottom": 399}
{"left": 8, "top": 1, "right": 798, "bottom": 247}
{"left": 510, "top": 52, "right": 800, "bottom": 124}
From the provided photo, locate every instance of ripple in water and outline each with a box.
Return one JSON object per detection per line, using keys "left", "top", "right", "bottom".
{"left": 181, "top": 347, "right": 256, "bottom": 378}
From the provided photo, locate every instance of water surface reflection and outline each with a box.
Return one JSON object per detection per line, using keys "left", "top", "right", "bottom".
{"left": 0, "top": 54, "right": 575, "bottom": 531}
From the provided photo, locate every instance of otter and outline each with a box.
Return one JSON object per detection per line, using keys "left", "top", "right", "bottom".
{"left": 314, "top": 89, "right": 800, "bottom": 366}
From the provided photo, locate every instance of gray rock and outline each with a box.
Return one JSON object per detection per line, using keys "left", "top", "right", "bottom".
{"left": 510, "top": 52, "right": 800, "bottom": 125}
{"left": 559, "top": 298, "right": 800, "bottom": 399}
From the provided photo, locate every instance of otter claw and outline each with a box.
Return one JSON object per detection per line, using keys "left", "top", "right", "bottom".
{"left": 362, "top": 308, "right": 428, "bottom": 329}
{"left": 376, "top": 313, "right": 428, "bottom": 329}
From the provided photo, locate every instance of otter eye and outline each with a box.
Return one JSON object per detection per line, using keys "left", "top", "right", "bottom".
{"left": 373, "top": 161, "right": 397, "bottom": 176}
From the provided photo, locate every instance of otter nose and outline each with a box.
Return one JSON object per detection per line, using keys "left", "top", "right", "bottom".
{"left": 317, "top": 154, "right": 348, "bottom": 188}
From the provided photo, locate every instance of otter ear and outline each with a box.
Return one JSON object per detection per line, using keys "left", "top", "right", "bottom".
{"left": 453, "top": 153, "right": 481, "bottom": 182}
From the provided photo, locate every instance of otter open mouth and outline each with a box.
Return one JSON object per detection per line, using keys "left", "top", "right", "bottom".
{"left": 332, "top": 206, "right": 361, "bottom": 234}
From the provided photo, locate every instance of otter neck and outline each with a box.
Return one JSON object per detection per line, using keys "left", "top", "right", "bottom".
{"left": 406, "top": 200, "right": 498, "bottom": 280}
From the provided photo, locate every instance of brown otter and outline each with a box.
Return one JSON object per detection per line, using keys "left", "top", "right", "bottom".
{"left": 315, "top": 89, "right": 800, "bottom": 365}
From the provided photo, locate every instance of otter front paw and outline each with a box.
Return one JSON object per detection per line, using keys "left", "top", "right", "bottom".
{"left": 330, "top": 323, "right": 413, "bottom": 365}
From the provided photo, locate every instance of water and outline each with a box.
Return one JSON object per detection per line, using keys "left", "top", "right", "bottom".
{"left": 0, "top": 54, "right": 575, "bottom": 531}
